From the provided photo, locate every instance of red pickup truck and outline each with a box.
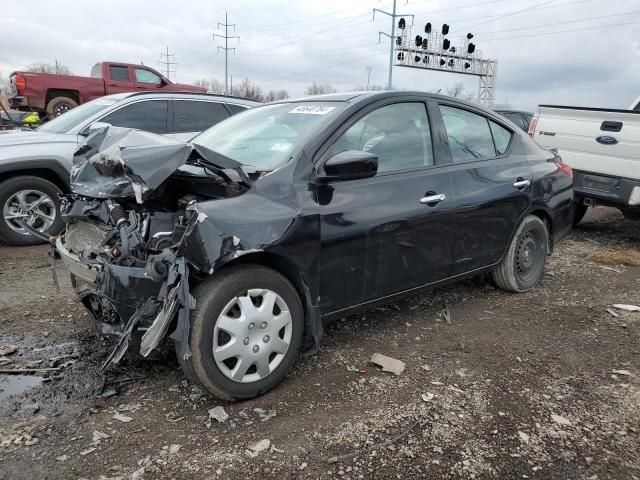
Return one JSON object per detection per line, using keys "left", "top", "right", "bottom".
{"left": 9, "top": 61, "right": 207, "bottom": 119}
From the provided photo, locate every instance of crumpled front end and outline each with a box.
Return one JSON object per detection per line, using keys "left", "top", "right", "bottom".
{"left": 56, "top": 126, "right": 249, "bottom": 370}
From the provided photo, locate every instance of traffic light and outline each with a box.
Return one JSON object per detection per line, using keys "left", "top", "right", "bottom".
{"left": 415, "top": 35, "right": 423, "bottom": 47}
{"left": 398, "top": 18, "right": 406, "bottom": 29}
{"left": 442, "top": 24, "right": 449, "bottom": 35}
{"left": 450, "top": 47, "right": 456, "bottom": 53}
{"left": 439, "top": 58, "right": 446, "bottom": 66}
{"left": 423, "top": 55, "right": 430, "bottom": 64}
{"left": 464, "top": 62, "right": 471, "bottom": 69}
{"left": 396, "top": 36, "right": 402, "bottom": 46}
{"left": 443, "top": 39, "right": 450, "bottom": 50}
{"left": 467, "top": 43, "right": 475, "bottom": 54}
{"left": 467, "top": 33, "right": 474, "bottom": 40}
{"left": 448, "top": 59, "right": 455, "bottom": 67}
{"left": 425, "top": 22, "right": 432, "bottom": 34}
{"left": 414, "top": 55, "right": 421, "bottom": 63}
{"left": 397, "top": 52, "right": 405, "bottom": 61}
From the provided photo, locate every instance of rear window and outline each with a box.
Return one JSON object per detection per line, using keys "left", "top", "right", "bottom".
{"left": 227, "top": 104, "right": 249, "bottom": 115}
{"left": 173, "top": 100, "right": 230, "bottom": 133}
{"left": 100, "top": 100, "right": 169, "bottom": 134}
{"left": 109, "top": 66, "right": 130, "bottom": 82}
{"left": 440, "top": 105, "right": 496, "bottom": 162}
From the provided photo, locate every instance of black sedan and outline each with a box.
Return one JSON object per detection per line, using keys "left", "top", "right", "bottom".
{"left": 55, "top": 91, "right": 574, "bottom": 400}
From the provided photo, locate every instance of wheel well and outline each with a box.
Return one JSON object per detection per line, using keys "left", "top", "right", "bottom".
{"left": 0, "top": 168, "right": 68, "bottom": 193}
{"left": 46, "top": 89, "right": 80, "bottom": 106}
{"left": 529, "top": 209, "right": 554, "bottom": 251}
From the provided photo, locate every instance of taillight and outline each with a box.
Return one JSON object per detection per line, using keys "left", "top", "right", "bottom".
{"left": 527, "top": 114, "right": 538, "bottom": 138}
{"left": 556, "top": 161, "right": 573, "bottom": 179}
{"left": 14, "top": 74, "right": 26, "bottom": 92}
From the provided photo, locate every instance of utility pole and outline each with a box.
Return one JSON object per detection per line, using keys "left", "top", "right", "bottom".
{"left": 213, "top": 12, "right": 240, "bottom": 95}
{"left": 365, "top": 66, "right": 373, "bottom": 90}
{"left": 158, "top": 46, "right": 177, "bottom": 80}
{"left": 374, "top": 0, "right": 413, "bottom": 89}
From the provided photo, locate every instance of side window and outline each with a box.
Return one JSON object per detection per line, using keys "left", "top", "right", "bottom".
{"left": 331, "top": 102, "right": 433, "bottom": 174}
{"left": 134, "top": 68, "right": 162, "bottom": 85}
{"left": 100, "top": 100, "right": 169, "bottom": 134}
{"left": 227, "top": 104, "right": 249, "bottom": 115}
{"left": 440, "top": 105, "right": 496, "bottom": 162}
{"left": 109, "top": 66, "right": 130, "bottom": 82}
{"left": 503, "top": 112, "right": 526, "bottom": 129}
{"left": 173, "top": 100, "right": 230, "bottom": 133}
{"left": 489, "top": 120, "right": 512, "bottom": 155}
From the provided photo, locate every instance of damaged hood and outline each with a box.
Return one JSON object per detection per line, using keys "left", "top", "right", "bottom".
{"left": 70, "top": 126, "right": 193, "bottom": 202}
{"left": 70, "top": 126, "right": 251, "bottom": 203}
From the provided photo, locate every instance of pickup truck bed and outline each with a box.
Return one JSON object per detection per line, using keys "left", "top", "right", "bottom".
{"left": 532, "top": 104, "right": 640, "bottom": 220}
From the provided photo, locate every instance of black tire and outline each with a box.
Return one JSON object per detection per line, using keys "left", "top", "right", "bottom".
{"left": 46, "top": 96, "right": 78, "bottom": 119}
{"left": 572, "top": 201, "right": 588, "bottom": 227}
{"left": 0, "top": 176, "right": 64, "bottom": 246}
{"left": 621, "top": 209, "right": 640, "bottom": 221}
{"left": 176, "top": 264, "right": 304, "bottom": 400}
{"left": 493, "top": 215, "right": 548, "bottom": 293}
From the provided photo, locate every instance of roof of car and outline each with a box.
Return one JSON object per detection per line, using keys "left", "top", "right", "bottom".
{"left": 102, "top": 91, "right": 260, "bottom": 106}
{"left": 275, "top": 90, "right": 482, "bottom": 105}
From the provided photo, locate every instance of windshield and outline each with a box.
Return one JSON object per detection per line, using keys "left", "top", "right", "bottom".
{"left": 37, "top": 97, "right": 119, "bottom": 134}
{"left": 191, "top": 102, "right": 345, "bottom": 170}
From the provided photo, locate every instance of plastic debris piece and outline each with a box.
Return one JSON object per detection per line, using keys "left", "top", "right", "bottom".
{"left": 113, "top": 413, "right": 133, "bottom": 423}
{"left": 207, "top": 406, "right": 229, "bottom": 426}
{"left": 551, "top": 414, "right": 572, "bottom": 426}
{"left": 0, "top": 345, "right": 17, "bottom": 356}
{"left": 612, "top": 304, "right": 640, "bottom": 312}
{"left": 612, "top": 369, "right": 632, "bottom": 376}
{"left": 370, "top": 353, "right": 405, "bottom": 376}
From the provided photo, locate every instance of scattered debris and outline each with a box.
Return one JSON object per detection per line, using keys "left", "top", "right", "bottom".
{"left": 327, "top": 419, "right": 421, "bottom": 464}
{"left": 612, "top": 369, "right": 632, "bottom": 376}
{"left": 448, "top": 386, "right": 465, "bottom": 395}
{"left": 299, "top": 462, "right": 308, "bottom": 470}
{"left": 80, "top": 447, "right": 97, "bottom": 456}
{"left": 599, "top": 265, "right": 622, "bottom": 273}
{"left": 606, "top": 308, "right": 619, "bottom": 317}
{"left": 246, "top": 439, "right": 271, "bottom": 457}
{"left": 112, "top": 413, "right": 133, "bottom": 423}
{"left": 612, "top": 304, "right": 640, "bottom": 312}
{"left": 0, "top": 345, "right": 17, "bottom": 356}
{"left": 92, "top": 430, "right": 110, "bottom": 444}
{"left": 551, "top": 414, "right": 572, "bottom": 426}
{"left": 370, "top": 353, "right": 405, "bottom": 376}
{"left": 206, "top": 406, "right": 229, "bottom": 426}
{"left": 56, "top": 455, "right": 68, "bottom": 462}
{"left": 0, "top": 367, "right": 61, "bottom": 374}
{"left": 518, "top": 431, "right": 530, "bottom": 443}
{"left": 254, "top": 408, "right": 277, "bottom": 422}
{"left": 270, "top": 445, "right": 285, "bottom": 454}
{"left": 439, "top": 302, "right": 452, "bottom": 324}
{"left": 169, "top": 444, "right": 181, "bottom": 455}
{"left": 117, "top": 402, "right": 142, "bottom": 413}
{"left": 421, "top": 392, "right": 435, "bottom": 402}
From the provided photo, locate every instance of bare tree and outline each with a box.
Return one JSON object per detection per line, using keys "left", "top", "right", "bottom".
{"left": 353, "top": 84, "right": 384, "bottom": 91}
{"left": 305, "top": 82, "right": 337, "bottom": 96}
{"left": 264, "top": 89, "right": 289, "bottom": 102}
{"left": 446, "top": 82, "right": 474, "bottom": 102}
{"left": 193, "top": 79, "right": 211, "bottom": 89}
{"left": 25, "top": 62, "right": 73, "bottom": 75}
{"left": 231, "top": 78, "right": 265, "bottom": 102}
{"left": 0, "top": 72, "right": 9, "bottom": 96}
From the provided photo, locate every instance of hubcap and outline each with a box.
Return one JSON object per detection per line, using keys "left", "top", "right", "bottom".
{"left": 515, "top": 230, "right": 544, "bottom": 282}
{"left": 3, "top": 189, "right": 56, "bottom": 236}
{"left": 54, "top": 103, "right": 71, "bottom": 116}
{"left": 213, "top": 289, "right": 293, "bottom": 383}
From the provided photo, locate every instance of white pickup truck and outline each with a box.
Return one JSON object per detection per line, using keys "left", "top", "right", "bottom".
{"left": 531, "top": 96, "right": 640, "bottom": 224}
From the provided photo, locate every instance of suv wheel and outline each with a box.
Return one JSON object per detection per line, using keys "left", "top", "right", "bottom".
{"left": 177, "top": 265, "right": 304, "bottom": 400}
{"left": 493, "top": 215, "right": 548, "bottom": 293}
{"left": 0, "top": 176, "right": 63, "bottom": 245}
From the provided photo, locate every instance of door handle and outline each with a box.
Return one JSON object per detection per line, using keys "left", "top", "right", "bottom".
{"left": 513, "top": 179, "right": 531, "bottom": 189}
{"left": 420, "top": 193, "right": 446, "bottom": 204}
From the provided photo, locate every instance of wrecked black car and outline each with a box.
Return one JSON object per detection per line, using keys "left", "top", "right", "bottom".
{"left": 56, "top": 91, "right": 574, "bottom": 400}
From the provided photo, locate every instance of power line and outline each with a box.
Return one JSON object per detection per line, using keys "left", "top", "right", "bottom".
{"left": 213, "top": 12, "right": 240, "bottom": 95}
{"left": 453, "top": 0, "right": 557, "bottom": 33}
{"left": 479, "top": 18, "right": 640, "bottom": 41}
{"left": 158, "top": 46, "right": 177, "bottom": 80}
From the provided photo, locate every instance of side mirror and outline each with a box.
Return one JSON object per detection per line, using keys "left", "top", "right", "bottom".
{"left": 318, "top": 150, "right": 378, "bottom": 183}
{"left": 89, "top": 121, "right": 112, "bottom": 132}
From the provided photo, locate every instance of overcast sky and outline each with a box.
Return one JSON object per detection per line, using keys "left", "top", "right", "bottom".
{"left": 1, "top": 0, "right": 639, "bottom": 110}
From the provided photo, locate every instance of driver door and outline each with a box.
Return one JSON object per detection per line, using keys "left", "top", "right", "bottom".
{"left": 317, "top": 101, "right": 457, "bottom": 313}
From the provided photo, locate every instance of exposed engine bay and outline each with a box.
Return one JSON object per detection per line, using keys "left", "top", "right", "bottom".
{"left": 56, "top": 126, "right": 254, "bottom": 370}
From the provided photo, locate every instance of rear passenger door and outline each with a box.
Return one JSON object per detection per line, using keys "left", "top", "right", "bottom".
{"left": 436, "top": 102, "right": 532, "bottom": 273}
{"left": 98, "top": 99, "right": 170, "bottom": 135}
{"left": 105, "top": 64, "right": 135, "bottom": 94}
{"left": 171, "top": 100, "right": 231, "bottom": 141}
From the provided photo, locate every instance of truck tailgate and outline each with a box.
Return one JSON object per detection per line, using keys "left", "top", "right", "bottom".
{"left": 533, "top": 106, "right": 640, "bottom": 181}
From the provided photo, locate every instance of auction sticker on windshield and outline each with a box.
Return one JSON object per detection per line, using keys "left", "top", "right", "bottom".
{"left": 289, "top": 105, "right": 336, "bottom": 115}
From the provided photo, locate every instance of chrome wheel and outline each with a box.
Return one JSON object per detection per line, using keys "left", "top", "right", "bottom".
{"left": 54, "top": 103, "right": 72, "bottom": 116}
{"left": 3, "top": 189, "right": 56, "bottom": 236}
{"left": 213, "top": 289, "right": 293, "bottom": 383}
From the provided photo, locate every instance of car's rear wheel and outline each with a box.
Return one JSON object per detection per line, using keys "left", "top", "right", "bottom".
{"left": 176, "top": 265, "right": 304, "bottom": 400}
{"left": 0, "top": 176, "right": 63, "bottom": 245}
{"left": 493, "top": 215, "right": 548, "bottom": 293}
{"left": 46, "top": 96, "right": 78, "bottom": 119}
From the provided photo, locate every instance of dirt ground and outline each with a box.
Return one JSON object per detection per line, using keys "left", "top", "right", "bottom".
{"left": 1, "top": 206, "right": 639, "bottom": 480}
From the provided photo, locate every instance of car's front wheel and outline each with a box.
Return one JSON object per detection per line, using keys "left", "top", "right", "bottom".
{"left": 0, "top": 176, "right": 64, "bottom": 245}
{"left": 493, "top": 215, "right": 548, "bottom": 293}
{"left": 177, "top": 264, "right": 304, "bottom": 400}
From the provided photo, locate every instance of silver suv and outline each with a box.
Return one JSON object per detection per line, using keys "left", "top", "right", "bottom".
{"left": 0, "top": 91, "right": 258, "bottom": 245}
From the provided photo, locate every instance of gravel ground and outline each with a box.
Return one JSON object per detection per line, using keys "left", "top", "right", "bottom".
{"left": 0, "top": 206, "right": 639, "bottom": 480}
